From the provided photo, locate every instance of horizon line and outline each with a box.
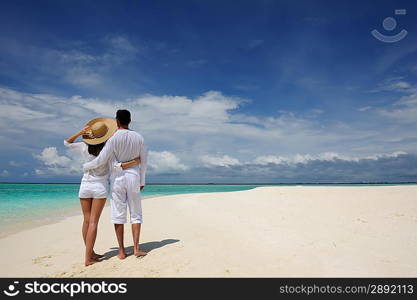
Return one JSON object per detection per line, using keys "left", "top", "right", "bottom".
{"left": 1, "top": 182, "right": 417, "bottom": 185}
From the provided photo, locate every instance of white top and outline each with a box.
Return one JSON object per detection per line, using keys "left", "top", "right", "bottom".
{"left": 64, "top": 140, "right": 122, "bottom": 182}
{"left": 83, "top": 129, "right": 148, "bottom": 186}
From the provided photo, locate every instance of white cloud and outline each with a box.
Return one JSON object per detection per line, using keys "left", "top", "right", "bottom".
{"left": 9, "top": 160, "right": 24, "bottom": 167}
{"left": 62, "top": 36, "right": 137, "bottom": 80}
{"left": 383, "top": 80, "right": 412, "bottom": 92}
{"left": 252, "top": 151, "right": 408, "bottom": 166}
{"left": 0, "top": 35, "right": 139, "bottom": 90}
{"left": 253, "top": 155, "right": 286, "bottom": 165}
{"left": 253, "top": 153, "right": 342, "bottom": 165}
{"left": 147, "top": 151, "right": 188, "bottom": 174}
{"left": 0, "top": 86, "right": 360, "bottom": 163}
{"left": 65, "top": 66, "right": 103, "bottom": 87}
{"left": 0, "top": 102, "right": 52, "bottom": 124}
{"left": 0, "top": 170, "right": 9, "bottom": 177}
{"left": 106, "top": 35, "right": 138, "bottom": 54}
{"left": 34, "top": 147, "right": 83, "bottom": 176}
{"left": 364, "top": 151, "right": 407, "bottom": 160}
{"left": 34, "top": 146, "right": 188, "bottom": 176}
{"left": 35, "top": 147, "right": 72, "bottom": 166}
{"left": 377, "top": 80, "right": 417, "bottom": 123}
{"left": 193, "top": 152, "right": 417, "bottom": 183}
{"left": 2, "top": 85, "right": 417, "bottom": 179}
{"left": 201, "top": 155, "right": 240, "bottom": 167}
{"left": 358, "top": 106, "right": 371, "bottom": 112}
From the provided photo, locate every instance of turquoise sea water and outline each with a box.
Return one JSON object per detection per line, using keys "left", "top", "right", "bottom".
{"left": 0, "top": 183, "right": 263, "bottom": 237}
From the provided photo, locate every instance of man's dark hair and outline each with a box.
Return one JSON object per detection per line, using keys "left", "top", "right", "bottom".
{"left": 116, "top": 109, "right": 131, "bottom": 127}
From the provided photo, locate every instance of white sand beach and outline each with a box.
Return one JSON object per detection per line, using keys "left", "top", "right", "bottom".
{"left": 0, "top": 185, "right": 416, "bottom": 277}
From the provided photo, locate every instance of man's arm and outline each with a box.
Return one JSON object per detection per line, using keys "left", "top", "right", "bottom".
{"left": 139, "top": 141, "right": 148, "bottom": 189}
{"left": 83, "top": 137, "right": 115, "bottom": 172}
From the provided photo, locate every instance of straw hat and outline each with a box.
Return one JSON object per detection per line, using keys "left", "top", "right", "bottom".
{"left": 82, "top": 117, "right": 117, "bottom": 145}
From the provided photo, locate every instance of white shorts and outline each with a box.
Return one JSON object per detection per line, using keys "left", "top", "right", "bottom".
{"left": 79, "top": 180, "right": 108, "bottom": 199}
{"left": 110, "top": 172, "right": 142, "bottom": 224}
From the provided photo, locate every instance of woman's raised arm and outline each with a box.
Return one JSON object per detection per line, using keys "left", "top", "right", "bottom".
{"left": 65, "top": 125, "right": 91, "bottom": 144}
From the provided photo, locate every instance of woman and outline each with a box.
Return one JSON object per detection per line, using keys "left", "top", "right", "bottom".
{"left": 65, "top": 118, "right": 140, "bottom": 266}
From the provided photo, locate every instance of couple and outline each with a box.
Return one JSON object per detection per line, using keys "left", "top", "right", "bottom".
{"left": 65, "top": 109, "right": 147, "bottom": 266}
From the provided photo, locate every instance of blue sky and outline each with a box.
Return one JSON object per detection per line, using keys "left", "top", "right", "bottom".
{"left": 1, "top": 0, "right": 417, "bottom": 183}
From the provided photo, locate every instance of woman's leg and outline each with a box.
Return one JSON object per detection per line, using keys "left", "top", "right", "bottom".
{"left": 80, "top": 198, "right": 103, "bottom": 260}
{"left": 80, "top": 198, "right": 92, "bottom": 247}
{"left": 85, "top": 198, "right": 106, "bottom": 266}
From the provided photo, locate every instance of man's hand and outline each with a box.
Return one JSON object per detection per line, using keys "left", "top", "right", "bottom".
{"left": 140, "top": 185, "right": 145, "bottom": 191}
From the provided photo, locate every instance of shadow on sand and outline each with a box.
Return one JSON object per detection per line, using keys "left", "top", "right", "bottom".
{"left": 103, "top": 239, "right": 180, "bottom": 259}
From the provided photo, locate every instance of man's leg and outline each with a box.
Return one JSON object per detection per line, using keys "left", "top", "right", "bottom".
{"left": 126, "top": 174, "right": 147, "bottom": 257}
{"left": 114, "top": 224, "right": 126, "bottom": 259}
{"left": 111, "top": 176, "right": 128, "bottom": 259}
{"left": 131, "top": 223, "right": 146, "bottom": 257}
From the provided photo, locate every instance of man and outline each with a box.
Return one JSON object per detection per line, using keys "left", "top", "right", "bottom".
{"left": 83, "top": 109, "right": 148, "bottom": 259}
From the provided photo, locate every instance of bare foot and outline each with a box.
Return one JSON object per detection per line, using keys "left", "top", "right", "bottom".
{"left": 91, "top": 256, "right": 101, "bottom": 262}
{"left": 85, "top": 259, "right": 99, "bottom": 266}
{"left": 134, "top": 250, "right": 147, "bottom": 257}
{"left": 118, "top": 248, "right": 127, "bottom": 260}
{"left": 92, "top": 252, "right": 104, "bottom": 260}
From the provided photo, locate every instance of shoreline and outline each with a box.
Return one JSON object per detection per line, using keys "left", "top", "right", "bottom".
{"left": 0, "top": 186, "right": 416, "bottom": 277}
{"left": 0, "top": 194, "right": 168, "bottom": 239}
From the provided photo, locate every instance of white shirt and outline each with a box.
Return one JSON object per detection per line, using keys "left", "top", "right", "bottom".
{"left": 64, "top": 140, "right": 122, "bottom": 182}
{"left": 82, "top": 129, "right": 148, "bottom": 186}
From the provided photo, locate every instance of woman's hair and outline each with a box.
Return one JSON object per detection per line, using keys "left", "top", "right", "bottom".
{"left": 87, "top": 142, "right": 106, "bottom": 157}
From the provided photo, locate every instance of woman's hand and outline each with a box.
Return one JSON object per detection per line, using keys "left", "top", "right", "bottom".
{"left": 121, "top": 157, "right": 141, "bottom": 170}
{"left": 79, "top": 125, "right": 91, "bottom": 136}
{"left": 65, "top": 125, "right": 91, "bottom": 144}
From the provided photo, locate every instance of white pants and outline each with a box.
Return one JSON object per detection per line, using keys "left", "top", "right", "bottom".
{"left": 110, "top": 171, "right": 142, "bottom": 224}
